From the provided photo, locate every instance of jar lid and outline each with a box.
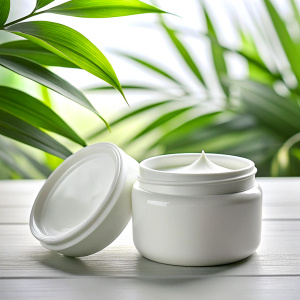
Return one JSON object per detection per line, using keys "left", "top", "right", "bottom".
{"left": 29, "top": 143, "right": 138, "bottom": 257}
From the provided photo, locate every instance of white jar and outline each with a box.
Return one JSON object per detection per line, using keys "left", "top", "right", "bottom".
{"left": 132, "top": 153, "right": 262, "bottom": 266}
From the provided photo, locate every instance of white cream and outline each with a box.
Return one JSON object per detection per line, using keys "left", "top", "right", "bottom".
{"left": 166, "top": 150, "right": 232, "bottom": 174}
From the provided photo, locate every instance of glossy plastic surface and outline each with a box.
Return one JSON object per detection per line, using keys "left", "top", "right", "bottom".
{"left": 132, "top": 153, "right": 262, "bottom": 266}
{"left": 30, "top": 143, "right": 139, "bottom": 257}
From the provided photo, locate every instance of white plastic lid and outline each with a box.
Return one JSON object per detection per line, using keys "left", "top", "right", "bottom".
{"left": 29, "top": 143, "right": 138, "bottom": 257}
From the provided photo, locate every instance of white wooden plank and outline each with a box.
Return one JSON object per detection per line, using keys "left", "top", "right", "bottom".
{"left": 0, "top": 221, "right": 299, "bottom": 278}
{"left": 0, "top": 180, "right": 44, "bottom": 196}
{"left": 0, "top": 179, "right": 299, "bottom": 299}
{"left": 0, "top": 276, "right": 299, "bottom": 300}
{"left": 0, "top": 181, "right": 42, "bottom": 224}
{"left": 0, "top": 180, "right": 43, "bottom": 208}
{"left": 258, "top": 178, "right": 300, "bottom": 220}
{"left": 0, "top": 208, "right": 30, "bottom": 224}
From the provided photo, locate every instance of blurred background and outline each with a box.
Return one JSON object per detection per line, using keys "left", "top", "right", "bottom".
{"left": 1, "top": 0, "right": 300, "bottom": 178}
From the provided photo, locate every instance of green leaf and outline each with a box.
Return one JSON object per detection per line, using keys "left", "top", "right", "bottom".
{"left": 0, "top": 149, "right": 32, "bottom": 178}
{"left": 113, "top": 50, "right": 185, "bottom": 88}
{"left": 161, "top": 20, "right": 206, "bottom": 86}
{"left": 239, "top": 31, "right": 264, "bottom": 66}
{"left": 238, "top": 31, "right": 277, "bottom": 83}
{"left": 125, "top": 105, "right": 195, "bottom": 145}
{"left": 238, "top": 28, "right": 280, "bottom": 83}
{"left": 148, "top": 110, "right": 222, "bottom": 150}
{"left": 220, "top": 129, "right": 279, "bottom": 164}
{"left": 272, "top": 132, "right": 300, "bottom": 176}
{"left": 203, "top": 7, "right": 228, "bottom": 96}
{"left": 0, "top": 160, "right": 11, "bottom": 179}
{"left": 0, "top": 40, "right": 78, "bottom": 68}
{"left": 290, "top": 0, "right": 300, "bottom": 28}
{"left": 46, "top": 0, "right": 167, "bottom": 18}
{"left": 164, "top": 113, "right": 253, "bottom": 152}
{"left": 0, "top": 137, "right": 33, "bottom": 178}
{"left": 0, "top": 54, "right": 108, "bottom": 127}
{"left": 247, "top": 61, "right": 276, "bottom": 85}
{"left": 19, "top": 151, "right": 52, "bottom": 177}
{"left": 87, "top": 100, "right": 172, "bottom": 140}
{"left": 40, "top": 85, "right": 52, "bottom": 107}
{"left": 0, "top": 109, "right": 72, "bottom": 159}
{"left": 236, "top": 80, "right": 300, "bottom": 137}
{"left": 202, "top": 31, "right": 281, "bottom": 82}
{"left": 0, "top": 136, "right": 52, "bottom": 177}
{"left": 236, "top": 51, "right": 273, "bottom": 78}
{"left": 35, "top": 0, "right": 55, "bottom": 11}
{"left": 6, "top": 21, "right": 126, "bottom": 103}
{"left": 264, "top": 0, "right": 300, "bottom": 85}
{"left": 0, "top": 86, "right": 86, "bottom": 146}
{"left": 0, "top": 0, "right": 10, "bottom": 27}
{"left": 86, "top": 84, "right": 166, "bottom": 92}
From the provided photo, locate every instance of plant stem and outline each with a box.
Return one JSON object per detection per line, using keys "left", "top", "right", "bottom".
{"left": 0, "top": 10, "right": 44, "bottom": 30}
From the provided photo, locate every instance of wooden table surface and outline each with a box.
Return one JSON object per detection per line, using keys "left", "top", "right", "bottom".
{"left": 0, "top": 178, "right": 299, "bottom": 300}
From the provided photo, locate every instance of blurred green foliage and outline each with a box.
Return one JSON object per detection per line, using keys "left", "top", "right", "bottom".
{"left": 0, "top": 0, "right": 167, "bottom": 179}
{"left": 1, "top": 0, "right": 300, "bottom": 178}
{"left": 88, "top": 0, "right": 300, "bottom": 176}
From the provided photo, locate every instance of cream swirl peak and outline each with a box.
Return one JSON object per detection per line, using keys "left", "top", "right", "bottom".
{"left": 166, "top": 150, "right": 232, "bottom": 174}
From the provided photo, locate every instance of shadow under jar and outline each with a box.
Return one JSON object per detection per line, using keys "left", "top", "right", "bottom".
{"left": 132, "top": 153, "right": 262, "bottom": 267}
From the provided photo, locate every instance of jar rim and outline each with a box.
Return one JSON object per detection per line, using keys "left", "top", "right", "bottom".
{"left": 139, "top": 153, "right": 256, "bottom": 183}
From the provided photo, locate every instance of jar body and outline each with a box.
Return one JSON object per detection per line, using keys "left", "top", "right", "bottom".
{"left": 132, "top": 182, "right": 262, "bottom": 266}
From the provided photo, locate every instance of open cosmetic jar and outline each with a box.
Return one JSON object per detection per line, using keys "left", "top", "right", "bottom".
{"left": 132, "top": 152, "right": 262, "bottom": 266}
{"left": 30, "top": 143, "right": 262, "bottom": 266}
